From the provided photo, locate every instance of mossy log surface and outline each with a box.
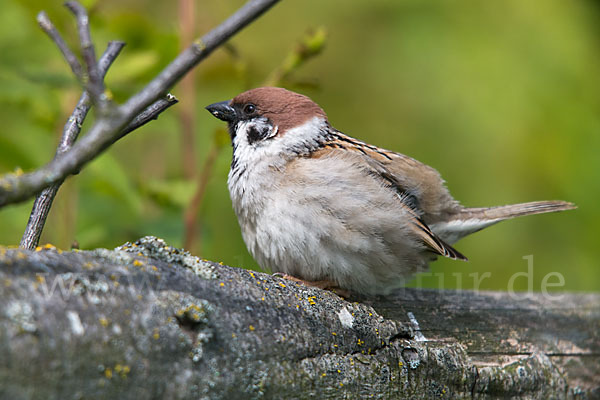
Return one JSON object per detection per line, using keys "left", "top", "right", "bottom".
{"left": 0, "top": 237, "right": 598, "bottom": 399}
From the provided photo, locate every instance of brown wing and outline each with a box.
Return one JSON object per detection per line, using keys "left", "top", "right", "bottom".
{"left": 400, "top": 202, "right": 468, "bottom": 260}
{"left": 323, "top": 131, "right": 461, "bottom": 218}
{"left": 320, "top": 131, "right": 468, "bottom": 261}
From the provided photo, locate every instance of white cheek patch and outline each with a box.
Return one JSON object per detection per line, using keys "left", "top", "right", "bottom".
{"left": 232, "top": 116, "right": 328, "bottom": 170}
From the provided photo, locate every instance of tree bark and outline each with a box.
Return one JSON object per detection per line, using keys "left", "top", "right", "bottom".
{"left": 0, "top": 237, "right": 597, "bottom": 399}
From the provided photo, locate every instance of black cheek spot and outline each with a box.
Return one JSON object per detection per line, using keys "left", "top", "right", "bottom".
{"left": 247, "top": 125, "right": 271, "bottom": 144}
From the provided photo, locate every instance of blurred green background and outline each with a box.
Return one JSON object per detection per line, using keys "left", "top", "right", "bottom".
{"left": 1, "top": 0, "right": 598, "bottom": 292}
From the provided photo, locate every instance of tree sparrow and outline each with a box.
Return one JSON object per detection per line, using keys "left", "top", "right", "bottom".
{"left": 206, "top": 87, "right": 575, "bottom": 295}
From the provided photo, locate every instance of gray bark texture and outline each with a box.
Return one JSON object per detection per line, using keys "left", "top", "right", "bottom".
{"left": 0, "top": 236, "right": 598, "bottom": 399}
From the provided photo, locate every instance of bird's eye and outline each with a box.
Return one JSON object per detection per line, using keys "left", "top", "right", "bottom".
{"left": 243, "top": 104, "right": 256, "bottom": 114}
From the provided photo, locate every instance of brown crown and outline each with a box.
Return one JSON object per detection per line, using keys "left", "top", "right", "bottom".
{"left": 232, "top": 87, "right": 328, "bottom": 134}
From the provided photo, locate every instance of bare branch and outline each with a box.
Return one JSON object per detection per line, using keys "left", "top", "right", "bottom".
{"left": 36, "top": 11, "right": 83, "bottom": 80}
{"left": 122, "top": 0, "right": 281, "bottom": 118}
{"left": 65, "top": 1, "right": 105, "bottom": 107}
{"left": 0, "top": 0, "right": 281, "bottom": 208}
{"left": 20, "top": 94, "right": 176, "bottom": 250}
{"left": 121, "top": 94, "right": 179, "bottom": 137}
{"left": 59, "top": 41, "right": 125, "bottom": 153}
{"left": 20, "top": 41, "right": 125, "bottom": 250}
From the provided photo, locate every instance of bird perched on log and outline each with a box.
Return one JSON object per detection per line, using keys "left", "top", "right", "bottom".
{"left": 206, "top": 87, "right": 575, "bottom": 295}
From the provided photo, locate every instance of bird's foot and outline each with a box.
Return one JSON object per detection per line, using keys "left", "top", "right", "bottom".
{"left": 273, "top": 273, "right": 351, "bottom": 299}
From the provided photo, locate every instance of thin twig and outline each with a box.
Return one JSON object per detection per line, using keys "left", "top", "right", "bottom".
{"left": 263, "top": 27, "right": 327, "bottom": 87}
{"left": 65, "top": 1, "right": 105, "bottom": 108}
{"left": 120, "top": 94, "right": 179, "bottom": 137}
{"left": 36, "top": 11, "right": 83, "bottom": 81}
{"left": 0, "top": 0, "right": 281, "bottom": 208}
{"left": 122, "top": 0, "right": 281, "bottom": 118}
{"left": 20, "top": 41, "right": 125, "bottom": 250}
{"left": 59, "top": 41, "right": 125, "bottom": 153}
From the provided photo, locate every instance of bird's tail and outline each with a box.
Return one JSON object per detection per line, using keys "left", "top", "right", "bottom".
{"left": 430, "top": 200, "right": 576, "bottom": 244}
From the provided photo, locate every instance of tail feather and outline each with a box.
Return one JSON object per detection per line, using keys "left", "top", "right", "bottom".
{"left": 430, "top": 200, "right": 576, "bottom": 244}
{"left": 455, "top": 200, "right": 576, "bottom": 221}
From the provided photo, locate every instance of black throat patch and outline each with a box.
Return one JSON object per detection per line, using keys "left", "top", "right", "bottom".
{"left": 247, "top": 123, "right": 273, "bottom": 145}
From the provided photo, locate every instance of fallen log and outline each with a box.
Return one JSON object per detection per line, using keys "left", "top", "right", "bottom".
{"left": 0, "top": 237, "right": 597, "bottom": 399}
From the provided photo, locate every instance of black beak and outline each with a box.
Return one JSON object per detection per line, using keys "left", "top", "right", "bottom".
{"left": 205, "top": 100, "right": 236, "bottom": 122}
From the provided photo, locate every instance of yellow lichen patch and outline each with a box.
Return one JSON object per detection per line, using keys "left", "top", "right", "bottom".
{"left": 331, "top": 332, "right": 337, "bottom": 336}
{"left": 194, "top": 38, "right": 207, "bottom": 51}
{"left": 357, "top": 339, "right": 365, "bottom": 346}
{"left": 175, "top": 304, "right": 205, "bottom": 323}
{"left": 261, "top": 297, "right": 265, "bottom": 301}
{"left": 278, "top": 282, "right": 286, "bottom": 288}
{"left": 321, "top": 373, "right": 326, "bottom": 377}
{"left": 36, "top": 275, "right": 45, "bottom": 284}
{"left": 220, "top": 282, "right": 225, "bottom": 287}
{"left": 104, "top": 368, "right": 113, "bottom": 379}
{"left": 249, "top": 325, "right": 255, "bottom": 331}
{"left": 103, "top": 89, "right": 114, "bottom": 101}
{"left": 151, "top": 265, "right": 158, "bottom": 272}
{"left": 153, "top": 328, "right": 160, "bottom": 340}
{"left": 99, "top": 317, "right": 109, "bottom": 327}
{"left": 114, "top": 364, "right": 131, "bottom": 379}
{"left": 249, "top": 272, "right": 255, "bottom": 278}
{"left": 133, "top": 260, "right": 143, "bottom": 267}
{"left": 35, "top": 246, "right": 42, "bottom": 252}
{"left": 231, "top": 333, "right": 236, "bottom": 338}
{"left": 307, "top": 296, "right": 317, "bottom": 305}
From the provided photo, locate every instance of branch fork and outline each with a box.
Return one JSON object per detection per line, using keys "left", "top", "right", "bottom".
{"left": 8, "top": 0, "right": 281, "bottom": 249}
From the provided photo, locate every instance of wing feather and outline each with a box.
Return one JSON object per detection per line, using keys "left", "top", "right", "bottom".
{"left": 319, "top": 133, "right": 468, "bottom": 261}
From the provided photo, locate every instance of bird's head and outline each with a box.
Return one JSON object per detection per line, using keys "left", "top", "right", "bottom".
{"left": 206, "top": 87, "right": 329, "bottom": 154}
